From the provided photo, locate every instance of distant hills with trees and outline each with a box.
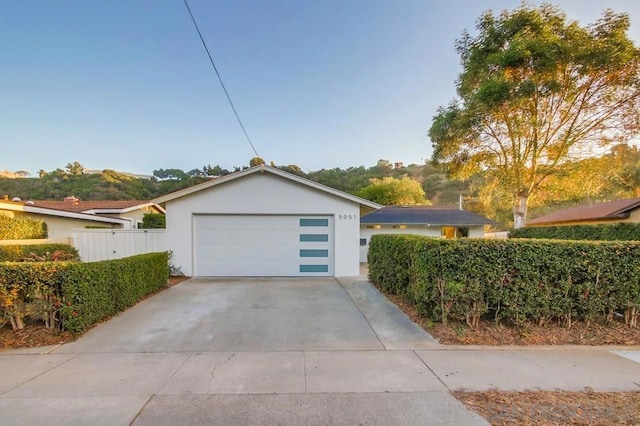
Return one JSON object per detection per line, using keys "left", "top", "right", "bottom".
{"left": 2, "top": 146, "right": 640, "bottom": 228}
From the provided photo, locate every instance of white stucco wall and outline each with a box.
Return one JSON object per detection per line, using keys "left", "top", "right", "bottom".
{"left": 14, "top": 212, "right": 123, "bottom": 243}
{"left": 359, "top": 224, "right": 486, "bottom": 262}
{"left": 165, "top": 173, "right": 362, "bottom": 277}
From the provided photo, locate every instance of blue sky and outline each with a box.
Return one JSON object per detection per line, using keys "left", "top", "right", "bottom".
{"left": 3, "top": 1, "right": 640, "bottom": 176}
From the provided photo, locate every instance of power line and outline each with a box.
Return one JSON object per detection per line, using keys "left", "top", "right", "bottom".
{"left": 182, "top": 0, "right": 260, "bottom": 160}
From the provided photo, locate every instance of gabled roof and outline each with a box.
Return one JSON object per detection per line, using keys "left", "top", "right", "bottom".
{"left": 29, "top": 200, "right": 165, "bottom": 214}
{"left": 527, "top": 198, "right": 640, "bottom": 226}
{"left": 360, "top": 206, "right": 495, "bottom": 226}
{"left": 0, "top": 200, "right": 129, "bottom": 225}
{"left": 152, "top": 165, "right": 383, "bottom": 212}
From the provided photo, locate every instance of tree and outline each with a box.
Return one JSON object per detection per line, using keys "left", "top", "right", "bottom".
{"left": 141, "top": 213, "right": 166, "bottom": 229}
{"left": 357, "top": 176, "right": 431, "bottom": 205}
{"left": 429, "top": 4, "right": 640, "bottom": 227}
{"left": 203, "top": 164, "right": 229, "bottom": 177}
{"left": 66, "top": 161, "right": 85, "bottom": 176}
{"left": 249, "top": 157, "right": 265, "bottom": 167}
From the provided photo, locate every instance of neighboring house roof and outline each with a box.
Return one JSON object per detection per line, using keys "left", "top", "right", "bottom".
{"left": 28, "top": 200, "right": 165, "bottom": 215}
{"left": 360, "top": 206, "right": 495, "bottom": 226}
{"left": 0, "top": 200, "right": 129, "bottom": 225}
{"left": 152, "top": 165, "right": 383, "bottom": 212}
{"left": 527, "top": 198, "right": 640, "bottom": 226}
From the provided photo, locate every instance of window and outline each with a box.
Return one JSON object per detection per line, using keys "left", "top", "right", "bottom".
{"left": 366, "top": 225, "right": 381, "bottom": 229}
{"left": 392, "top": 225, "right": 407, "bottom": 229}
{"left": 360, "top": 238, "right": 367, "bottom": 246}
{"left": 441, "top": 226, "right": 469, "bottom": 239}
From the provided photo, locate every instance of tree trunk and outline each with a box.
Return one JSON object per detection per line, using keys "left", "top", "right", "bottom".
{"left": 513, "top": 195, "right": 528, "bottom": 229}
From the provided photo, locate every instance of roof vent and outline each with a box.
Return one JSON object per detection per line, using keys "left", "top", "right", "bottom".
{"left": 25, "top": 200, "right": 35, "bottom": 206}
{"left": 11, "top": 197, "right": 21, "bottom": 202}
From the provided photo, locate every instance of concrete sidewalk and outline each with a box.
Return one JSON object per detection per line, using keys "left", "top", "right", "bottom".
{"left": 1, "top": 277, "right": 639, "bottom": 425}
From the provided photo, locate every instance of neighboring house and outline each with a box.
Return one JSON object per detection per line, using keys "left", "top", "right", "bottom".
{"left": 0, "top": 197, "right": 164, "bottom": 243}
{"left": 153, "top": 165, "right": 381, "bottom": 277}
{"left": 359, "top": 206, "right": 495, "bottom": 262}
{"left": 526, "top": 198, "right": 640, "bottom": 227}
{"left": 28, "top": 197, "right": 165, "bottom": 229}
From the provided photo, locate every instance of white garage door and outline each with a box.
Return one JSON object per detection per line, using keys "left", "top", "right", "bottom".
{"left": 193, "top": 215, "right": 333, "bottom": 277}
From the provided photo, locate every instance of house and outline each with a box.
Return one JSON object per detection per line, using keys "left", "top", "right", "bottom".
{"left": 526, "top": 198, "right": 640, "bottom": 227}
{"left": 152, "top": 165, "right": 381, "bottom": 277}
{"left": 0, "top": 196, "right": 164, "bottom": 243}
{"left": 359, "top": 206, "right": 495, "bottom": 262}
{"left": 27, "top": 197, "right": 165, "bottom": 229}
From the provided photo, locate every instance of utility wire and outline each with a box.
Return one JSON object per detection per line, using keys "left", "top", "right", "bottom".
{"left": 182, "top": 0, "right": 261, "bottom": 159}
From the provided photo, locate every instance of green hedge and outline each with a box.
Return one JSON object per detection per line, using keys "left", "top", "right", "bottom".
{"left": 511, "top": 223, "right": 640, "bottom": 240}
{"left": 0, "top": 244, "right": 79, "bottom": 262}
{"left": 0, "top": 252, "right": 168, "bottom": 333}
{"left": 368, "top": 235, "right": 640, "bottom": 328}
{"left": 141, "top": 213, "right": 166, "bottom": 229}
{"left": 0, "top": 215, "right": 48, "bottom": 239}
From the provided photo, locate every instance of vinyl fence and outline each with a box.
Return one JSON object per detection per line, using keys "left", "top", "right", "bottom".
{"left": 71, "top": 229, "right": 167, "bottom": 262}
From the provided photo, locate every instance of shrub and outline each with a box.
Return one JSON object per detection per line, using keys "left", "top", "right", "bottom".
{"left": 510, "top": 223, "right": 640, "bottom": 240}
{"left": 0, "top": 252, "right": 168, "bottom": 332}
{"left": 0, "top": 244, "right": 79, "bottom": 262}
{"left": 141, "top": 213, "right": 166, "bottom": 229}
{"left": 0, "top": 215, "right": 48, "bottom": 239}
{"left": 368, "top": 235, "right": 640, "bottom": 328}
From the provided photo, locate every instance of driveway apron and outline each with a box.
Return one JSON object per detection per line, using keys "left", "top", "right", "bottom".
{"left": 0, "top": 277, "right": 486, "bottom": 425}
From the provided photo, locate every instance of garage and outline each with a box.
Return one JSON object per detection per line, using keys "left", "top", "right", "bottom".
{"left": 153, "top": 165, "right": 381, "bottom": 277}
{"left": 193, "top": 214, "right": 333, "bottom": 276}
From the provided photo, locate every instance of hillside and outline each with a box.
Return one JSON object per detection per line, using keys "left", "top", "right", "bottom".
{"left": 3, "top": 147, "right": 640, "bottom": 227}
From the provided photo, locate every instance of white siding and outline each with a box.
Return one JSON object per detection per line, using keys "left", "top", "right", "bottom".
{"left": 166, "top": 173, "right": 361, "bottom": 277}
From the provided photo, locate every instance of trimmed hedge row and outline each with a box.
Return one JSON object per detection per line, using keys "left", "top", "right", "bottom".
{"left": 368, "top": 235, "right": 640, "bottom": 328}
{"left": 0, "top": 244, "right": 79, "bottom": 262}
{"left": 511, "top": 223, "right": 640, "bottom": 240}
{"left": 0, "top": 252, "right": 168, "bottom": 333}
{"left": 0, "top": 215, "right": 48, "bottom": 239}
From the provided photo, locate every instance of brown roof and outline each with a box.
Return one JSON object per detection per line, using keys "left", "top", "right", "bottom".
{"left": 527, "top": 198, "right": 640, "bottom": 226}
{"left": 27, "top": 200, "right": 155, "bottom": 214}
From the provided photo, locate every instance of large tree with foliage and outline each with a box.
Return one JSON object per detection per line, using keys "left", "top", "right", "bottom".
{"left": 357, "top": 176, "right": 431, "bottom": 205}
{"left": 429, "top": 4, "right": 640, "bottom": 227}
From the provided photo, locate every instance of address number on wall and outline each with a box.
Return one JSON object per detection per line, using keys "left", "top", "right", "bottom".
{"left": 338, "top": 214, "right": 357, "bottom": 220}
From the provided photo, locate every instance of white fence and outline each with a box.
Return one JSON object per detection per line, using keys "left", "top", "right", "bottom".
{"left": 71, "top": 229, "right": 167, "bottom": 262}
{"left": 484, "top": 231, "right": 509, "bottom": 239}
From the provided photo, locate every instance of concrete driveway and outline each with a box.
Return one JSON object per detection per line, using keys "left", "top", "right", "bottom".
{"left": 54, "top": 277, "right": 438, "bottom": 353}
{"left": 0, "top": 277, "right": 489, "bottom": 425}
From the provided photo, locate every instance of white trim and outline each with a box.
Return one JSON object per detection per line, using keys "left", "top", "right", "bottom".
{"left": 152, "top": 165, "right": 382, "bottom": 211}
{"left": 0, "top": 202, "right": 128, "bottom": 225}
{"left": 82, "top": 202, "right": 166, "bottom": 215}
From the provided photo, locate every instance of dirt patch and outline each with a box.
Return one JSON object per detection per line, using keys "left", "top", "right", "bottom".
{"left": 0, "top": 323, "right": 74, "bottom": 349}
{"left": 168, "top": 276, "right": 190, "bottom": 287}
{"left": 382, "top": 291, "right": 640, "bottom": 346}
{"left": 456, "top": 390, "right": 640, "bottom": 425}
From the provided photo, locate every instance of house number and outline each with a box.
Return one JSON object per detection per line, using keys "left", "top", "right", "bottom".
{"left": 338, "top": 214, "right": 356, "bottom": 220}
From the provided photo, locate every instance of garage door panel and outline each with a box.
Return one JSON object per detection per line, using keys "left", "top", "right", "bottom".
{"left": 194, "top": 215, "right": 333, "bottom": 277}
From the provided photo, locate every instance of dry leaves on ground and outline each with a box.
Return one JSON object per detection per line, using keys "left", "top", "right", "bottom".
{"left": 383, "top": 291, "right": 640, "bottom": 346}
{"left": 456, "top": 390, "right": 640, "bottom": 425}
{"left": 0, "top": 323, "right": 73, "bottom": 349}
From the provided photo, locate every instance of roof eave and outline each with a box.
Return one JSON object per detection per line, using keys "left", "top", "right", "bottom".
{"left": 84, "top": 202, "right": 166, "bottom": 215}
{"left": 20, "top": 206, "right": 129, "bottom": 224}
